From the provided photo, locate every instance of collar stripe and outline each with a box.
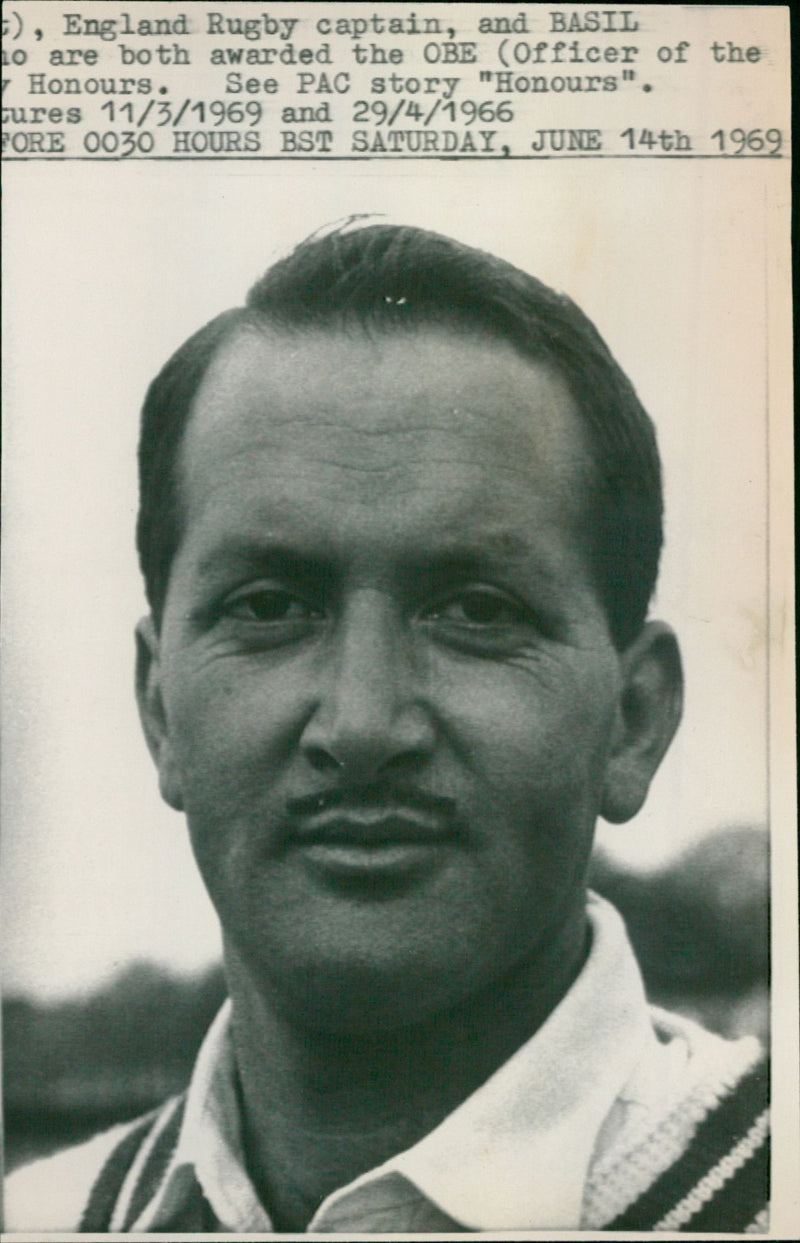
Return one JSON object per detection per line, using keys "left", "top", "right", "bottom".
{"left": 608, "top": 1057, "right": 769, "bottom": 1230}
{"left": 122, "top": 1094, "right": 187, "bottom": 1230}
{"left": 78, "top": 1106, "right": 164, "bottom": 1232}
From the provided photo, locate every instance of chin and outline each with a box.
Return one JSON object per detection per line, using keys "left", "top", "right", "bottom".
{"left": 237, "top": 940, "right": 485, "bottom": 1035}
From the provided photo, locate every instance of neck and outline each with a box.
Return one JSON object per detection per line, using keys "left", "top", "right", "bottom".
{"left": 226, "top": 913, "right": 589, "bottom": 1230}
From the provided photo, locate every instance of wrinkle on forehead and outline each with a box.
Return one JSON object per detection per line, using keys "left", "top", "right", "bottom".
{"left": 177, "top": 324, "right": 596, "bottom": 541}
{"left": 187, "top": 323, "right": 589, "bottom": 445}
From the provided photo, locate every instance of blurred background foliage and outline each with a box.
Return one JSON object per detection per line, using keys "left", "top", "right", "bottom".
{"left": 3, "top": 824, "right": 768, "bottom": 1173}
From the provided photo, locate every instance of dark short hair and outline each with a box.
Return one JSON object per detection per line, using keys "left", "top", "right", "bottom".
{"left": 137, "top": 224, "right": 663, "bottom": 648}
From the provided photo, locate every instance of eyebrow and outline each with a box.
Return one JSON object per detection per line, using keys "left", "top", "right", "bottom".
{"left": 436, "top": 532, "right": 536, "bottom": 565}
{"left": 194, "top": 531, "right": 559, "bottom": 592}
{"left": 196, "top": 542, "right": 331, "bottom": 583}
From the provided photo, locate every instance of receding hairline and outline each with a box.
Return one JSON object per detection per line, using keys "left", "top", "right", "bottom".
{"left": 169, "top": 315, "right": 603, "bottom": 584}
{"left": 178, "top": 314, "right": 597, "bottom": 476}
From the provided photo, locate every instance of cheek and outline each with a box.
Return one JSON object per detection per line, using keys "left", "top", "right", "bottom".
{"left": 436, "top": 653, "right": 618, "bottom": 797}
{"left": 164, "top": 654, "right": 307, "bottom": 774}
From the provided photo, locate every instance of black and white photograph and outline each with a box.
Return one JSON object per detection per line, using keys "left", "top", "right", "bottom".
{"left": 1, "top": 3, "right": 795, "bottom": 1237}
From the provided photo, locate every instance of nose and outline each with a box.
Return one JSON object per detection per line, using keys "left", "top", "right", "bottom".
{"left": 300, "top": 590, "right": 435, "bottom": 782}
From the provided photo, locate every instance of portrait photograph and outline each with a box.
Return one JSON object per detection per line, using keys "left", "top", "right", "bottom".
{"left": 1, "top": 5, "right": 795, "bottom": 1235}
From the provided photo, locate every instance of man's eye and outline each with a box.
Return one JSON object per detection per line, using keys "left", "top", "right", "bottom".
{"left": 223, "top": 587, "right": 319, "bottom": 624}
{"left": 424, "top": 588, "right": 527, "bottom": 627}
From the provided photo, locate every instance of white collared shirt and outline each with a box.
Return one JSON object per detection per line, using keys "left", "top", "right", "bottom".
{"left": 6, "top": 893, "right": 762, "bottom": 1233}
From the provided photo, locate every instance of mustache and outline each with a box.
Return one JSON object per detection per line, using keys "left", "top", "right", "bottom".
{"left": 287, "top": 783, "right": 458, "bottom": 821}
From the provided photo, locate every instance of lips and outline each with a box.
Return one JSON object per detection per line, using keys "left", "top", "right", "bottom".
{"left": 285, "top": 786, "right": 460, "bottom": 853}
{"left": 292, "top": 812, "right": 455, "bottom": 847}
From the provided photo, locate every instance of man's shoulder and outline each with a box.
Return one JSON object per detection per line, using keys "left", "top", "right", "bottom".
{"left": 4, "top": 1096, "right": 184, "bottom": 1233}
{"left": 584, "top": 1004, "right": 769, "bottom": 1231}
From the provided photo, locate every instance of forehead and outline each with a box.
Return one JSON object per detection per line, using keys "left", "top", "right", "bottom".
{"left": 180, "top": 325, "right": 592, "bottom": 512}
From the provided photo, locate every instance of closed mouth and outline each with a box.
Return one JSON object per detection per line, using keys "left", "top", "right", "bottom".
{"left": 291, "top": 812, "right": 455, "bottom": 847}
{"left": 286, "top": 787, "right": 460, "bottom": 849}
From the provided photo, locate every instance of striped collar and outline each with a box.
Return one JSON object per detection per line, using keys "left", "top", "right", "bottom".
{"left": 133, "top": 893, "right": 656, "bottom": 1231}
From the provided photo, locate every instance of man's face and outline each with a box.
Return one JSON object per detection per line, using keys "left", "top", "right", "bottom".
{"left": 141, "top": 326, "right": 628, "bottom": 1029}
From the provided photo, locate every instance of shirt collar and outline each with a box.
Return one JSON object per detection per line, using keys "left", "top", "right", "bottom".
{"left": 138, "top": 892, "right": 653, "bottom": 1232}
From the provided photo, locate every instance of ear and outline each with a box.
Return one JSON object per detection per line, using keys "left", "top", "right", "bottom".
{"left": 135, "top": 616, "right": 184, "bottom": 812}
{"left": 601, "top": 621, "right": 683, "bottom": 824}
